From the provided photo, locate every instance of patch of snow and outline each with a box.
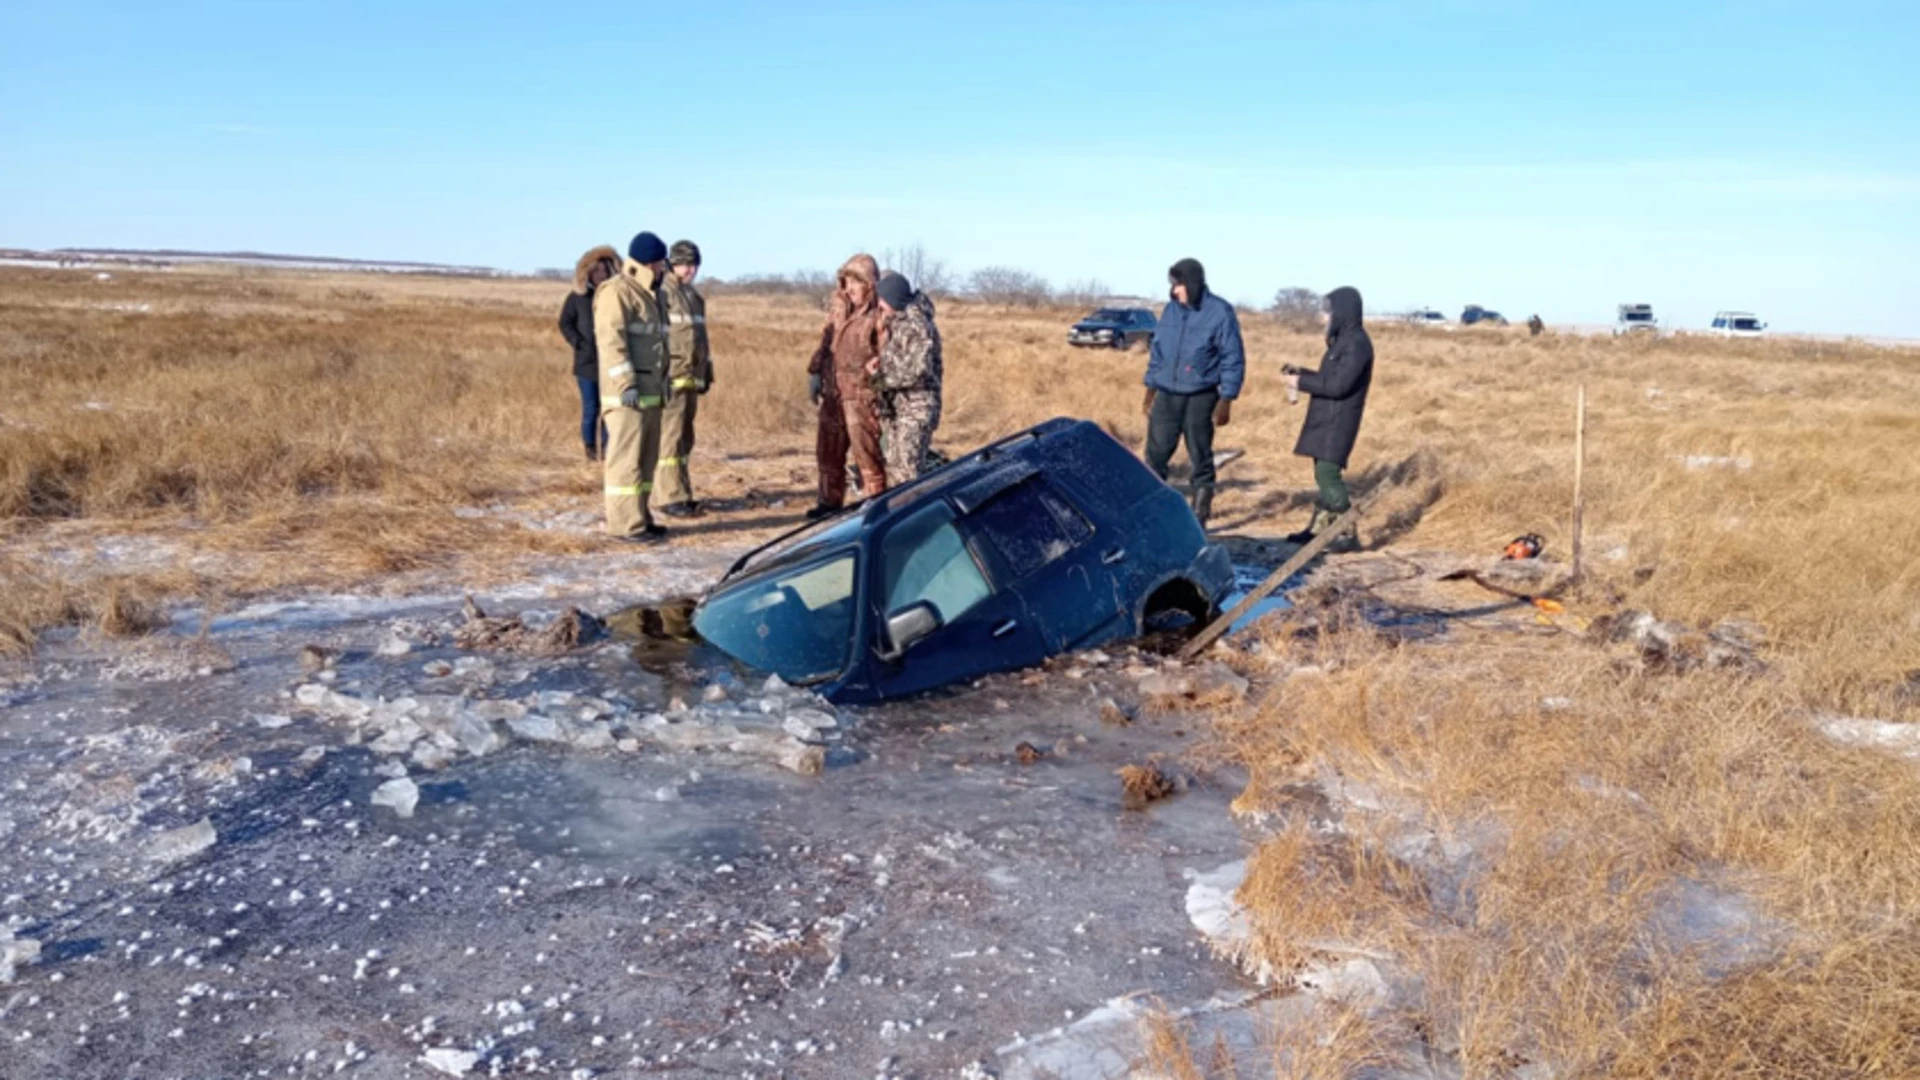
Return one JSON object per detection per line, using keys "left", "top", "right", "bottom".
{"left": 1817, "top": 716, "right": 1920, "bottom": 759}
{"left": 421, "top": 1047, "right": 480, "bottom": 1076}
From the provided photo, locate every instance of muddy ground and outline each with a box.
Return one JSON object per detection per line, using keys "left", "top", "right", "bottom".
{"left": 0, "top": 528, "right": 1348, "bottom": 1080}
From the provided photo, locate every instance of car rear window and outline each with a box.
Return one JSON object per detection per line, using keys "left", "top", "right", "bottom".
{"left": 967, "top": 479, "right": 1093, "bottom": 583}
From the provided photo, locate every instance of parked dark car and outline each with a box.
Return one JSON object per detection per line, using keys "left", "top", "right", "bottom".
{"left": 693, "top": 419, "right": 1234, "bottom": 703}
{"left": 1068, "top": 307, "right": 1156, "bottom": 350}
{"left": 1461, "top": 305, "right": 1508, "bottom": 327}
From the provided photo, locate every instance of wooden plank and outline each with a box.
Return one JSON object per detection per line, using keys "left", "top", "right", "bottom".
{"left": 1570, "top": 382, "right": 1588, "bottom": 582}
{"left": 1177, "top": 502, "right": 1365, "bottom": 661}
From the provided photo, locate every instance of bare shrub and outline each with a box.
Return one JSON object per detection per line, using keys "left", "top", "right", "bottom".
{"left": 1271, "top": 286, "right": 1324, "bottom": 331}
{"left": 967, "top": 265, "right": 1052, "bottom": 307}
{"left": 708, "top": 270, "right": 833, "bottom": 297}
{"left": 878, "top": 244, "right": 953, "bottom": 297}
{"left": 1054, "top": 278, "right": 1113, "bottom": 308}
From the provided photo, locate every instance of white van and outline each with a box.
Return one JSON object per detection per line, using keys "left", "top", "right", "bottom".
{"left": 1709, "top": 311, "right": 1766, "bottom": 337}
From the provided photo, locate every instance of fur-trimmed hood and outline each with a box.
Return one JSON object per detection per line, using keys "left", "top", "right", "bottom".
{"left": 573, "top": 245, "right": 620, "bottom": 295}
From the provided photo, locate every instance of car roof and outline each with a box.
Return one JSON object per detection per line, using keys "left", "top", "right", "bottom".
{"left": 719, "top": 419, "right": 1118, "bottom": 584}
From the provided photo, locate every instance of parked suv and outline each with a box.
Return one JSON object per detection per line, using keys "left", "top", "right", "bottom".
{"left": 1614, "top": 303, "right": 1658, "bottom": 336}
{"left": 1407, "top": 308, "right": 1451, "bottom": 329}
{"left": 693, "top": 419, "right": 1234, "bottom": 703}
{"left": 1068, "top": 307, "right": 1156, "bottom": 349}
{"left": 1708, "top": 311, "right": 1766, "bottom": 337}
{"left": 1460, "top": 305, "right": 1508, "bottom": 327}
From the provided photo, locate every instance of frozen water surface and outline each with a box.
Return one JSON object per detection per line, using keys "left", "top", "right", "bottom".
{"left": 0, "top": 561, "right": 1272, "bottom": 1078}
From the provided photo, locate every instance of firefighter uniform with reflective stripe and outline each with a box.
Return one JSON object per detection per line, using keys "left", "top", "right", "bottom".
{"left": 593, "top": 258, "right": 669, "bottom": 537}
{"left": 655, "top": 271, "right": 711, "bottom": 508}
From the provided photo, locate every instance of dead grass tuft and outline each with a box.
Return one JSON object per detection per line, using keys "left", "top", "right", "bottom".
{"left": 1119, "top": 762, "right": 1177, "bottom": 809}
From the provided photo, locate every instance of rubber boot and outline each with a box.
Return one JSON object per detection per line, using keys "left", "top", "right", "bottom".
{"left": 1283, "top": 508, "right": 1321, "bottom": 545}
{"left": 1190, "top": 485, "right": 1214, "bottom": 531}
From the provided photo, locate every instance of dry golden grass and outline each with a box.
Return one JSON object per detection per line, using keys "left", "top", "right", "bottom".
{"left": 4, "top": 263, "right": 1920, "bottom": 1075}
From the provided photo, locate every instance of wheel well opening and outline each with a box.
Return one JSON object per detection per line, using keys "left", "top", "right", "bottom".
{"left": 1142, "top": 578, "right": 1210, "bottom": 634}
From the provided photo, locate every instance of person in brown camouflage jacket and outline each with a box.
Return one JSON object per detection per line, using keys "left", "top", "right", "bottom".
{"left": 869, "top": 271, "right": 943, "bottom": 485}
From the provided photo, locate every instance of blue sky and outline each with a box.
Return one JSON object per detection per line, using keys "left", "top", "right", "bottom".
{"left": 2, "top": 0, "right": 1916, "bottom": 334}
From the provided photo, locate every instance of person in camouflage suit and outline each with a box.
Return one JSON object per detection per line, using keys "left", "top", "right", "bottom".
{"left": 869, "top": 272, "right": 943, "bottom": 485}
{"left": 655, "top": 240, "right": 713, "bottom": 517}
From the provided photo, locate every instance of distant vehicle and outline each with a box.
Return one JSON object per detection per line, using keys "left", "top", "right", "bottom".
{"left": 1406, "top": 308, "right": 1451, "bottom": 329}
{"left": 693, "top": 419, "right": 1234, "bottom": 704}
{"left": 1614, "top": 303, "right": 1658, "bottom": 336}
{"left": 1708, "top": 311, "right": 1766, "bottom": 337}
{"left": 1461, "top": 305, "right": 1509, "bottom": 327}
{"left": 1067, "top": 307, "right": 1156, "bottom": 350}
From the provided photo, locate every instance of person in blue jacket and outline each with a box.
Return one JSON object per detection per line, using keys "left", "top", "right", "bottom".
{"left": 1142, "top": 257, "right": 1244, "bottom": 528}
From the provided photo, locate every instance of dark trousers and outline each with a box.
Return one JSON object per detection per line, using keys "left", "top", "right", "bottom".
{"left": 815, "top": 393, "right": 850, "bottom": 506}
{"left": 1144, "top": 389, "right": 1219, "bottom": 488}
{"left": 576, "top": 375, "right": 605, "bottom": 457}
{"left": 1313, "top": 458, "right": 1351, "bottom": 512}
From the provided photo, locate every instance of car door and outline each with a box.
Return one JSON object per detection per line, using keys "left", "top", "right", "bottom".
{"left": 866, "top": 498, "right": 1048, "bottom": 699}
{"left": 964, "top": 477, "right": 1128, "bottom": 652}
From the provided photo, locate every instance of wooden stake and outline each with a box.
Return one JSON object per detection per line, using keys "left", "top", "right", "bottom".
{"left": 1178, "top": 502, "right": 1365, "bottom": 661}
{"left": 1571, "top": 381, "right": 1588, "bottom": 583}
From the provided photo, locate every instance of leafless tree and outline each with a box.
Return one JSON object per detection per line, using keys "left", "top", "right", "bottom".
{"left": 1270, "top": 286, "right": 1324, "bottom": 331}
{"left": 968, "top": 266, "right": 1053, "bottom": 307}
{"left": 879, "top": 244, "right": 954, "bottom": 297}
{"left": 1054, "top": 279, "right": 1112, "bottom": 308}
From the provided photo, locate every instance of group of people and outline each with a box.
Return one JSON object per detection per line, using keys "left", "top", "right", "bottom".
{"left": 1138, "top": 258, "right": 1373, "bottom": 545}
{"left": 559, "top": 237, "right": 945, "bottom": 542}
{"left": 804, "top": 254, "right": 945, "bottom": 520}
{"left": 560, "top": 233, "right": 713, "bottom": 541}
{"left": 560, "top": 236, "right": 1370, "bottom": 550}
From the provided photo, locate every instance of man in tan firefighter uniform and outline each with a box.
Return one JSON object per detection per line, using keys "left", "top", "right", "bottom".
{"left": 594, "top": 231, "right": 672, "bottom": 541}
{"left": 656, "top": 240, "right": 713, "bottom": 518}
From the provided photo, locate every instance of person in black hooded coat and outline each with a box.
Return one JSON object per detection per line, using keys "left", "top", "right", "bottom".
{"left": 1282, "top": 286, "right": 1372, "bottom": 543}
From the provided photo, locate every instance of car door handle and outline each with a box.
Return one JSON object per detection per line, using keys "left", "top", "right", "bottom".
{"left": 992, "top": 619, "right": 1019, "bottom": 639}
{"left": 1102, "top": 548, "right": 1127, "bottom": 565}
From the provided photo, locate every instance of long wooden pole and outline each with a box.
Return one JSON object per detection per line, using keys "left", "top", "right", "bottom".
{"left": 1178, "top": 502, "right": 1365, "bottom": 661}
{"left": 1571, "top": 382, "right": 1588, "bottom": 583}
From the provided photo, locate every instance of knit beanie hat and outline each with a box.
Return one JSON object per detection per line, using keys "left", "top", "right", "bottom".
{"left": 876, "top": 271, "right": 914, "bottom": 311}
{"left": 628, "top": 231, "right": 668, "bottom": 264}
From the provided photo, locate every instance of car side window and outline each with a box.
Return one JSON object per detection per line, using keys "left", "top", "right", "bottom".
{"left": 967, "top": 479, "right": 1094, "bottom": 583}
{"left": 881, "top": 500, "right": 991, "bottom": 624}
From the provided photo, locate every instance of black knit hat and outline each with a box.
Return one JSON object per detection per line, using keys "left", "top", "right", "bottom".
{"left": 877, "top": 271, "right": 913, "bottom": 311}
{"left": 627, "top": 231, "right": 667, "bottom": 264}
{"left": 669, "top": 240, "right": 701, "bottom": 267}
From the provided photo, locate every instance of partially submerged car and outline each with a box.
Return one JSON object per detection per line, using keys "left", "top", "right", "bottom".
{"left": 1068, "top": 307, "right": 1157, "bottom": 350}
{"left": 692, "top": 419, "right": 1234, "bottom": 703}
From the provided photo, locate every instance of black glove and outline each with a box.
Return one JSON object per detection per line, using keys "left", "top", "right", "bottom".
{"left": 808, "top": 374, "right": 823, "bottom": 405}
{"left": 619, "top": 386, "right": 640, "bottom": 410}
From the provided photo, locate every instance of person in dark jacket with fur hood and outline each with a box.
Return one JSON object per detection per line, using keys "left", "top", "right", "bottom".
{"left": 559, "top": 245, "right": 620, "bottom": 460}
{"left": 1282, "top": 286, "right": 1373, "bottom": 544}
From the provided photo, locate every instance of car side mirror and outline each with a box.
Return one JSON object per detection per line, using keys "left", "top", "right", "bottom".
{"left": 881, "top": 602, "right": 943, "bottom": 661}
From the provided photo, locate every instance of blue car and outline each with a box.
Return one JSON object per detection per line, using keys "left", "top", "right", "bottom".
{"left": 692, "top": 419, "right": 1234, "bottom": 703}
{"left": 1068, "top": 307, "right": 1157, "bottom": 350}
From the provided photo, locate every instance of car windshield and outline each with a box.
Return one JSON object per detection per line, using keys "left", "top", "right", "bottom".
{"left": 1623, "top": 311, "right": 1653, "bottom": 322}
{"left": 1733, "top": 318, "right": 1762, "bottom": 331}
{"left": 693, "top": 552, "right": 858, "bottom": 685}
{"left": 1085, "top": 309, "right": 1126, "bottom": 322}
